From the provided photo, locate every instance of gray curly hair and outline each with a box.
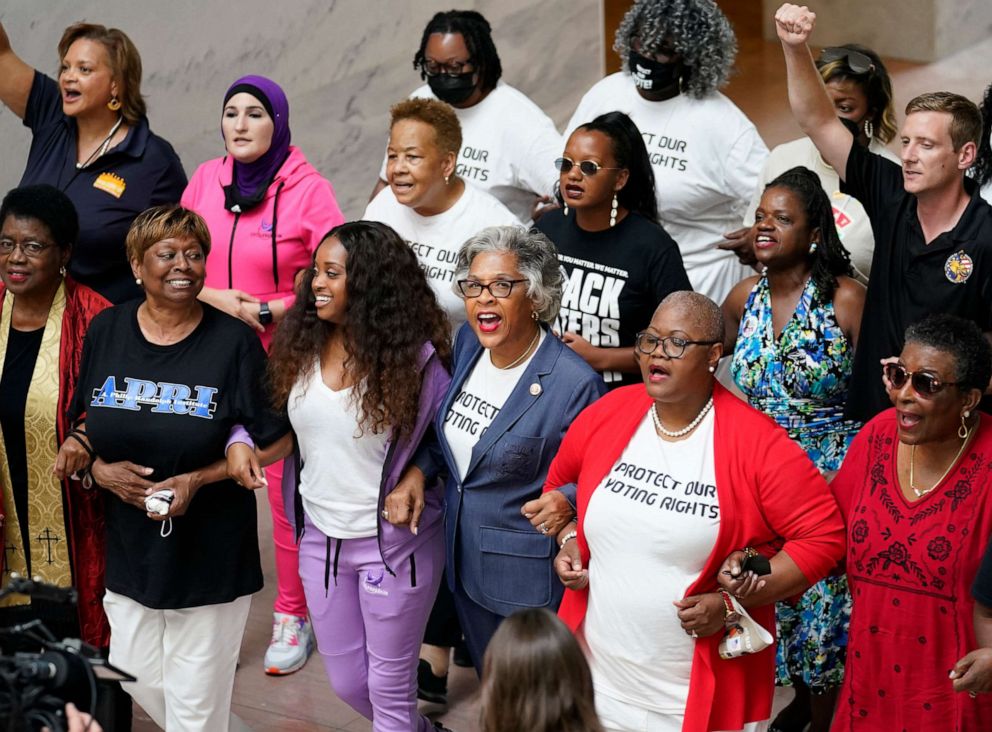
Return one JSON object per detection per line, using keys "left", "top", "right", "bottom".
{"left": 614, "top": 0, "right": 737, "bottom": 99}
{"left": 453, "top": 226, "right": 563, "bottom": 324}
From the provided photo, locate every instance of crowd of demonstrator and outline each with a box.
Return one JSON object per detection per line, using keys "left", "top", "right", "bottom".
{"left": 2, "top": 1, "right": 992, "bottom": 731}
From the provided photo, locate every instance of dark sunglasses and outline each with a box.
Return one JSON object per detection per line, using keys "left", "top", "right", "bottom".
{"left": 819, "top": 47, "right": 875, "bottom": 75}
{"left": 883, "top": 363, "right": 958, "bottom": 397}
{"left": 554, "top": 157, "right": 622, "bottom": 176}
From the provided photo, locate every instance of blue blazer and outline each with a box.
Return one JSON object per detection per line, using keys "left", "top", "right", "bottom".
{"left": 436, "top": 323, "right": 606, "bottom": 617}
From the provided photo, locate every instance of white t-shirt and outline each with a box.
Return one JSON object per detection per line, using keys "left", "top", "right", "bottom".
{"left": 564, "top": 73, "right": 768, "bottom": 303}
{"left": 442, "top": 331, "right": 545, "bottom": 480}
{"left": 287, "top": 363, "right": 388, "bottom": 539}
{"left": 378, "top": 82, "right": 562, "bottom": 224}
{"left": 583, "top": 408, "right": 719, "bottom": 721}
{"left": 363, "top": 183, "right": 518, "bottom": 327}
{"left": 743, "top": 136, "right": 901, "bottom": 283}
{"left": 981, "top": 180, "right": 992, "bottom": 206}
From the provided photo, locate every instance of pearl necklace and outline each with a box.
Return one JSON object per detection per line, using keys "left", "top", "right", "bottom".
{"left": 909, "top": 425, "right": 972, "bottom": 497}
{"left": 494, "top": 328, "right": 540, "bottom": 370}
{"left": 651, "top": 397, "right": 713, "bottom": 439}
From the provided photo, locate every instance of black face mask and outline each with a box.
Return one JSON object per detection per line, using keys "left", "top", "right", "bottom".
{"left": 428, "top": 72, "right": 476, "bottom": 105}
{"left": 628, "top": 49, "right": 680, "bottom": 92}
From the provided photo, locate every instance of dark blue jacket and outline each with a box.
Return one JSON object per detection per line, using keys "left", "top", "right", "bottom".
{"left": 436, "top": 323, "right": 605, "bottom": 616}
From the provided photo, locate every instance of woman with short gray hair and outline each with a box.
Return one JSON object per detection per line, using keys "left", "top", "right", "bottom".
{"left": 393, "top": 225, "right": 605, "bottom": 674}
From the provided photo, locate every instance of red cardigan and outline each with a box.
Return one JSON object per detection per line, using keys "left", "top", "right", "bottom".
{"left": 0, "top": 279, "right": 111, "bottom": 646}
{"left": 544, "top": 383, "right": 846, "bottom": 732}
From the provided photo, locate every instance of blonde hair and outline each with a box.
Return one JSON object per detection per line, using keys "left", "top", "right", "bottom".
{"left": 126, "top": 205, "right": 211, "bottom": 263}
{"left": 906, "top": 92, "right": 983, "bottom": 151}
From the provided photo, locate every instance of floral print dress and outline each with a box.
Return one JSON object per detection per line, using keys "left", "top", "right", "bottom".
{"left": 731, "top": 274, "right": 860, "bottom": 689}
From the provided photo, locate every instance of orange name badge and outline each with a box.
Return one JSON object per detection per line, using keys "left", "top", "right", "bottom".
{"left": 93, "top": 172, "right": 126, "bottom": 198}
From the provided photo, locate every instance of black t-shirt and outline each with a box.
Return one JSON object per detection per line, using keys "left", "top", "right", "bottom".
{"left": 536, "top": 210, "right": 691, "bottom": 387}
{"left": 20, "top": 72, "right": 187, "bottom": 304}
{"left": 0, "top": 325, "right": 45, "bottom": 570}
{"left": 842, "top": 142, "right": 992, "bottom": 422}
{"left": 70, "top": 302, "right": 286, "bottom": 609}
{"left": 974, "top": 537, "right": 992, "bottom": 607}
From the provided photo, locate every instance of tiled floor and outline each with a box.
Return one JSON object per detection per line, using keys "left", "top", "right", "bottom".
{"left": 131, "top": 6, "right": 992, "bottom": 731}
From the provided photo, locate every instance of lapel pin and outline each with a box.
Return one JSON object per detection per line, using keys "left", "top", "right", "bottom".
{"left": 529, "top": 383, "right": 542, "bottom": 396}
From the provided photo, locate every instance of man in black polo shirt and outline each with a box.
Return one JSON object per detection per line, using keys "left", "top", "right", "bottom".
{"left": 775, "top": 4, "right": 992, "bottom": 422}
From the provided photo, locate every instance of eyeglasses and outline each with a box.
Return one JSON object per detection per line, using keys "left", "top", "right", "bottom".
{"left": 554, "top": 157, "right": 623, "bottom": 177}
{"left": 420, "top": 59, "right": 474, "bottom": 77}
{"left": 634, "top": 332, "right": 720, "bottom": 359}
{"left": 819, "top": 47, "right": 876, "bottom": 75}
{"left": 457, "top": 279, "right": 528, "bottom": 299}
{"left": 0, "top": 239, "right": 55, "bottom": 258}
{"left": 883, "top": 363, "right": 959, "bottom": 397}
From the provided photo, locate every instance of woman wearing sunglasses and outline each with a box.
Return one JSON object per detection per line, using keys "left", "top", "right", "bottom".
{"left": 545, "top": 290, "right": 845, "bottom": 732}
{"left": 722, "top": 166, "right": 864, "bottom": 732}
{"left": 815, "top": 314, "right": 992, "bottom": 730}
{"left": 535, "top": 111, "right": 690, "bottom": 389}
{"left": 734, "top": 44, "right": 899, "bottom": 283}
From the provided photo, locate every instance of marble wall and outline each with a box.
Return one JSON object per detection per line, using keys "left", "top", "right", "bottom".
{"left": 761, "top": 0, "right": 992, "bottom": 63}
{"left": 0, "top": 0, "right": 603, "bottom": 218}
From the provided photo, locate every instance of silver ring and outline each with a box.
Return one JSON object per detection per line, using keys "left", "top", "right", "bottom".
{"left": 540, "top": 522, "right": 548, "bottom": 534}
{"left": 381, "top": 509, "right": 389, "bottom": 520}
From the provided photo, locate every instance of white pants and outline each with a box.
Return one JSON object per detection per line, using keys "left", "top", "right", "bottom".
{"left": 596, "top": 689, "right": 769, "bottom": 732}
{"left": 103, "top": 590, "right": 252, "bottom": 732}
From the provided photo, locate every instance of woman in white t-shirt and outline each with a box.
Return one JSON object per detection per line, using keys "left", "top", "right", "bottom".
{"left": 734, "top": 44, "right": 901, "bottom": 283}
{"left": 364, "top": 97, "right": 517, "bottom": 329}
{"left": 563, "top": 0, "right": 768, "bottom": 303}
{"left": 229, "top": 221, "right": 455, "bottom": 732}
{"left": 544, "top": 291, "right": 846, "bottom": 732}
{"left": 368, "top": 10, "right": 562, "bottom": 223}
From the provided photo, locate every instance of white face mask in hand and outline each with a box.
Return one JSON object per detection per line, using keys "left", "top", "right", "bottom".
{"left": 144, "top": 489, "right": 175, "bottom": 538}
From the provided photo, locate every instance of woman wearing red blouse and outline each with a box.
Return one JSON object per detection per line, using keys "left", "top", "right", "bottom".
{"left": 544, "top": 291, "right": 846, "bottom": 732}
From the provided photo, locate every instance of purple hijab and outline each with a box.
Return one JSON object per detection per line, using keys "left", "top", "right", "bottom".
{"left": 223, "top": 75, "right": 291, "bottom": 199}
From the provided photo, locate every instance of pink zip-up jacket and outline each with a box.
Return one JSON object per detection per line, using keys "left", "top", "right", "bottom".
{"left": 181, "top": 146, "right": 345, "bottom": 344}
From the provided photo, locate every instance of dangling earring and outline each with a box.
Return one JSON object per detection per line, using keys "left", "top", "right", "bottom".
{"left": 610, "top": 193, "right": 618, "bottom": 228}
{"left": 864, "top": 119, "right": 874, "bottom": 140}
{"left": 809, "top": 241, "right": 818, "bottom": 253}
{"left": 531, "top": 311, "right": 539, "bottom": 321}
{"left": 59, "top": 265, "right": 67, "bottom": 277}
{"left": 444, "top": 174, "right": 450, "bottom": 185}
{"left": 960, "top": 411, "right": 971, "bottom": 439}
{"left": 108, "top": 95, "right": 122, "bottom": 112}
{"left": 563, "top": 202, "right": 569, "bottom": 216}
{"left": 135, "top": 277, "right": 143, "bottom": 286}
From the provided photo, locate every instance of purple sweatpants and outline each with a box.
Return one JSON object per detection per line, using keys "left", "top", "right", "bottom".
{"left": 298, "top": 514, "right": 443, "bottom": 732}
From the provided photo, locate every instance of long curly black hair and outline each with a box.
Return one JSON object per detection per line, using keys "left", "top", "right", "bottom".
{"left": 972, "top": 82, "right": 992, "bottom": 189}
{"left": 268, "top": 221, "right": 452, "bottom": 436}
{"left": 762, "top": 166, "right": 852, "bottom": 300}
{"left": 556, "top": 111, "right": 660, "bottom": 224}
{"left": 413, "top": 10, "right": 502, "bottom": 94}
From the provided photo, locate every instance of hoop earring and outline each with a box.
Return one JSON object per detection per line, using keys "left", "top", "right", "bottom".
{"left": 108, "top": 96, "right": 122, "bottom": 112}
{"left": 531, "top": 311, "right": 539, "bottom": 321}
{"left": 959, "top": 411, "right": 970, "bottom": 439}
{"left": 610, "top": 193, "right": 618, "bottom": 228}
{"left": 59, "top": 265, "right": 67, "bottom": 277}
{"left": 864, "top": 119, "right": 874, "bottom": 140}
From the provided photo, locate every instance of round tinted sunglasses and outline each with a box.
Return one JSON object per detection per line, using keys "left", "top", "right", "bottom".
{"left": 554, "top": 157, "right": 622, "bottom": 176}
{"left": 884, "top": 363, "right": 958, "bottom": 397}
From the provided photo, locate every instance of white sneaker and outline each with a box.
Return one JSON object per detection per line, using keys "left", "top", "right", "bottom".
{"left": 264, "top": 612, "right": 314, "bottom": 675}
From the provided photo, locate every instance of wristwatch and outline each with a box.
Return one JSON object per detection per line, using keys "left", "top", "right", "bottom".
{"left": 258, "top": 301, "right": 273, "bottom": 326}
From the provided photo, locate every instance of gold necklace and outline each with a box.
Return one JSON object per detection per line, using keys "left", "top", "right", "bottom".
{"left": 494, "top": 328, "right": 540, "bottom": 370}
{"left": 909, "top": 426, "right": 972, "bottom": 497}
